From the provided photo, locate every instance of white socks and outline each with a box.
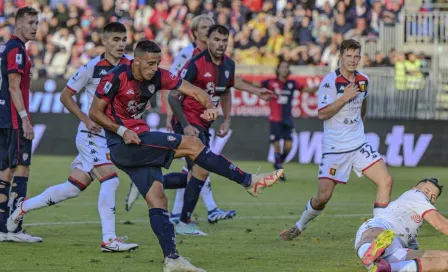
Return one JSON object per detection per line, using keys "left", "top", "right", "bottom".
{"left": 295, "top": 199, "right": 323, "bottom": 232}
{"left": 200, "top": 177, "right": 217, "bottom": 212}
{"left": 22, "top": 180, "right": 81, "bottom": 212}
{"left": 98, "top": 177, "right": 119, "bottom": 243}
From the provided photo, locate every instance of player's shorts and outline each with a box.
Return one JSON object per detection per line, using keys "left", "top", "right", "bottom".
{"left": 318, "top": 143, "right": 382, "bottom": 184}
{"left": 355, "top": 218, "right": 409, "bottom": 263}
{"left": 0, "top": 128, "right": 32, "bottom": 171}
{"left": 269, "top": 121, "right": 294, "bottom": 142}
{"left": 109, "top": 131, "right": 182, "bottom": 170}
{"left": 70, "top": 130, "right": 113, "bottom": 173}
{"left": 172, "top": 123, "right": 210, "bottom": 169}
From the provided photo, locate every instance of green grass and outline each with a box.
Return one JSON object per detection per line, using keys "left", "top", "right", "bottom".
{"left": 1, "top": 156, "right": 448, "bottom": 272}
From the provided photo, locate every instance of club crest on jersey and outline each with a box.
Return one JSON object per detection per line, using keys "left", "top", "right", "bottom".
{"left": 167, "top": 135, "right": 176, "bottom": 142}
{"left": 411, "top": 213, "right": 422, "bottom": 223}
{"left": 329, "top": 167, "right": 336, "bottom": 176}
{"left": 148, "top": 84, "right": 155, "bottom": 94}
{"left": 16, "top": 54, "right": 22, "bottom": 65}
{"left": 169, "top": 72, "right": 177, "bottom": 80}
{"left": 359, "top": 81, "right": 366, "bottom": 92}
{"left": 225, "top": 70, "right": 229, "bottom": 79}
{"left": 103, "top": 82, "right": 112, "bottom": 94}
{"left": 23, "top": 153, "right": 29, "bottom": 161}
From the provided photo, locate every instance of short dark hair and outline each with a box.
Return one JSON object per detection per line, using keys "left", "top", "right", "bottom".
{"left": 417, "top": 178, "right": 444, "bottom": 196}
{"left": 103, "top": 22, "right": 127, "bottom": 34}
{"left": 134, "top": 40, "right": 161, "bottom": 56}
{"left": 207, "top": 24, "right": 229, "bottom": 38}
{"left": 340, "top": 39, "right": 361, "bottom": 56}
{"left": 15, "top": 6, "right": 39, "bottom": 22}
{"left": 276, "top": 59, "right": 290, "bottom": 78}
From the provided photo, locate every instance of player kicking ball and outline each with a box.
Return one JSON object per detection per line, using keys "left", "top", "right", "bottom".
{"left": 280, "top": 39, "right": 393, "bottom": 241}
{"left": 355, "top": 178, "right": 448, "bottom": 272}
{"left": 87, "top": 40, "right": 282, "bottom": 271}
{"left": 7, "top": 22, "right": 138, "bottom": 252}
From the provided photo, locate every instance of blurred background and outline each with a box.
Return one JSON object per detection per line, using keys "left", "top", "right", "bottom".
{"left": 1, "top": 0, "right": 448, "bottom": 166}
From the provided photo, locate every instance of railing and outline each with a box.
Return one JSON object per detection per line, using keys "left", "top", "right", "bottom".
{"left": 401, "top": 10, "right": 448, "bottom": 45}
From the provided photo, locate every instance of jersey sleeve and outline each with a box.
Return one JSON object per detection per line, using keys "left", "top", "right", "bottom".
{"left": 411, "top": 192, "right": 437, "bottom": 218}
{"left": 169, "top": 45, "right": 193, "bottom": 76}
{"left": 318, "top": 74, "right": 337, "bottom": 111}
{"left": 160, "top": 69, "right": 183, "bottom": 90}
{"left": 6, "top": 46, "right": 26, "bottom": 75}
{"left": 180, "top": 60, "right": 198, "bottom": 83}
{"left": 95, "top": 72, "right": 121, "bottom": 103}
{"left": 66, "top": 64, "right": 92, "bottom": 93}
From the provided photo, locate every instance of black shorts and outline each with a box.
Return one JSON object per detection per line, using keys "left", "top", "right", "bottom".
{"left": 269, "top": 121, "right": 294, "bottom": 142}
{"left": 109, "top": 131, "right": 183, "bottom": 169}
{"left": 172, "top": 123, "right": 210, "bottom": 169}
{"left": 0, "top": 128, "right": 32, "bottom": 171}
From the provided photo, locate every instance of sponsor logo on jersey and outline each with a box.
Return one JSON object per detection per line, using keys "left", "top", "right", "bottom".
{"left": 204, "top": 72, "right": 212, "bottom": 77}
{"left": 99, "top": 69, "right": 108, "bottom": 76}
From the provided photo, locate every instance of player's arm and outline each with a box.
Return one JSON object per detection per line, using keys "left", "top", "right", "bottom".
{"left": 8, "top": 73, "right": 33, "bottom": 140}
{"left": 168, "top": 89, "right": 192, "bottom": 131}
{"left": 89, "top": 73, "right": 140, "bottom": 144}
{"left": 423, "top": 210, "right": 448, "bottom": 236}
{"left": 361, "top": 99, "right": 367, "bottom": 121}
{"left": 234, "top": 76, "right": 276, "bottom": 101}
{"left": 62, "top": 65, "right": 101, "bottom": 133}
{"left": 216, "top": 89, "right": 232, "bottom": 137}
{"left": 318, "top": 81, "right": 360, "bottom": 121}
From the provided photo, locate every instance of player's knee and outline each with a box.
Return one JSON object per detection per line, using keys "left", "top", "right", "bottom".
{"left": 0, "top": 169, "right": 13, "bottom": 182}
{"left": 64, "top": 181, "right": 82, "bottom": 198}
{"left": 183, "top": 136, "right": 205, "bottom": 155}
{"left": 14, "top": 165, "right": 29, "bottom": 177}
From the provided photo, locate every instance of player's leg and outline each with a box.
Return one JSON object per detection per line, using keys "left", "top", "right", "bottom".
{"left": 174, "top": 135, "right": 283, "bottom": 197}
{"left": 176, "top": 164, "right": 209, "bottom": 236}
{"left": 91, "top": 164, "right": 138, "bottom": 252}
{"left": 270, "top": 121, "right": 283, "bottom": 170}
{"left": 124, "top": 165, "right": 204, "bottom": 271}
{"left": 0, "top": 128, "right": 13, "bottom": 241}
{"left": 280, "top": 152, "right": 351, "bottom": 240}
{"left": 354, "top": 143, "right": 393, "bottom": 217}
{"left": 279, "top": 123, "right": 294, "bottom": 181}
{"left": 7, "top": 167, "right": 91, "bottom": 235}
{"left": 369, "top": 249, "right": 448, "bottom": 272}
{"left": 168, "top": 163, "right": 189, "bottom": 224}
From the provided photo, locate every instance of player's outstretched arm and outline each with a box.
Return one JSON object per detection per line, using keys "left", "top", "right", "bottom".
{"left": 168, "top": 90, "right": 188, "bottom": 127}
{"left": 234, "top": 76, "right": 276, "bottom": 101}
{"left": 8, "top": 73, "right": 34, "bottom": 140}
{"left": 216, "top": 90, "right": 231, "bottom": 137}
{"left": 424, "top": 210, "right": 448, "bottom": 236}
{"left": 176, "top": 80, "right": 218, "bottom": 121}
{"left": 318, "top": 83, "right": 360, "bottom": 120}
{"left": 60, "top": 87, "right": 101, "bottom": 133}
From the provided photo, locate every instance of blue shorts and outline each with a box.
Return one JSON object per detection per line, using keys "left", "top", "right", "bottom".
{"left": 109, "top": 131, "right": 183, "bottom": 196}
{"left": 172, "top": 123, "right": 210, "bottom": 169}
{"left": 0, "top": 128, "right": 32, "bottom": 171}
{"left": 269, "top": 121, "right": 294, "bottom": 142}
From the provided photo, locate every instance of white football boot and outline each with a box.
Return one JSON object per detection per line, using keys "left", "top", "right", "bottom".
{"left": 101, "top": 236, "right": 139, "bottom": 252}
{"left": 163, "top": 256, "right": 207, "bottom": 272}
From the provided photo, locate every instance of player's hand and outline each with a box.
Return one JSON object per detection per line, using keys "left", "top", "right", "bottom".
{"left": 184, "top": 125, "right": 199, "bottom": 137}
{"left": 123, "top": 130, "right": 141, "bottom": 145}
{"left": 343, "top": 83, "right": 360, "bottom": 101}
{"left": 216, "top": 119, "right": 230, "bottom": 138}
{"left": 84, "top": 118, "right": 102, "bottom": 134}
{"left": 257, "top": 88, "right": 277, "bottom": 101}
{"left": 166, "top": 115, "right": 173, "bottom": 132}
{"left": 200, "top": 108, "right": 218, "bottom": 121}
{"left": 22, "top": 119, "right": 34, "bottom": 140}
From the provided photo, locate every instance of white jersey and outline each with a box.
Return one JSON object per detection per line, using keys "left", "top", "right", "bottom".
{"left": 317, "top": 69, "right": 369, "bottom": 154}
{"left": 376, "top": 189, "right": 437, "bottom": 247}
{"left": 169, "top": 42, "right": 197, "bottom": 76}
{"left": 66, "top": 54, "right": 132, "bottom": 136}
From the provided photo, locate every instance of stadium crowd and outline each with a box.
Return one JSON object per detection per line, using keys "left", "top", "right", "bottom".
{"left": 0, "top": 0, "right": 407, "bottom": 78}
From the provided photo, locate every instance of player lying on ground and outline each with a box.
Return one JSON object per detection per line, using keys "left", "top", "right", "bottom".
{"left": 355, "top": 178, "right": 448, "bottom": 272}
{"left": 87, "top": 40, "right": 283, "bottom": 271}
{"left": 0, "top": 6, "right": 42, "bottom": 243}
{"left": 125, "top": 15, "right": 276, "bottom": 226}
{"left": 7, "top": 22, "right": 138, "bottom": 251}
{"left": 280, "top": 39, "right": 393, "bottom": 241}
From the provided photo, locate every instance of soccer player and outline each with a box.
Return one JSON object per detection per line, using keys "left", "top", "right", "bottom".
{"left": 263, "top": 60, "right": 317, "bottom": 181}
{"left": 354, "top": 178, "right": 448, "bottom": 272}
{"left": 7, "top": 22, "right": 138, "bottom": 251}
{"left": 169, "top": 24, "right": 241, "bottom": 235}
{"left": 0, "top": 6, "right": 41, "bottom": 243}
{"left": 89, "top": 39, "right": 283, "bottom": 271}
{"left": 280, "top": 39, "right": 393, "bottom": 240}
{"left": 125, "top": 15, "right": 276, "bottom": 225}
